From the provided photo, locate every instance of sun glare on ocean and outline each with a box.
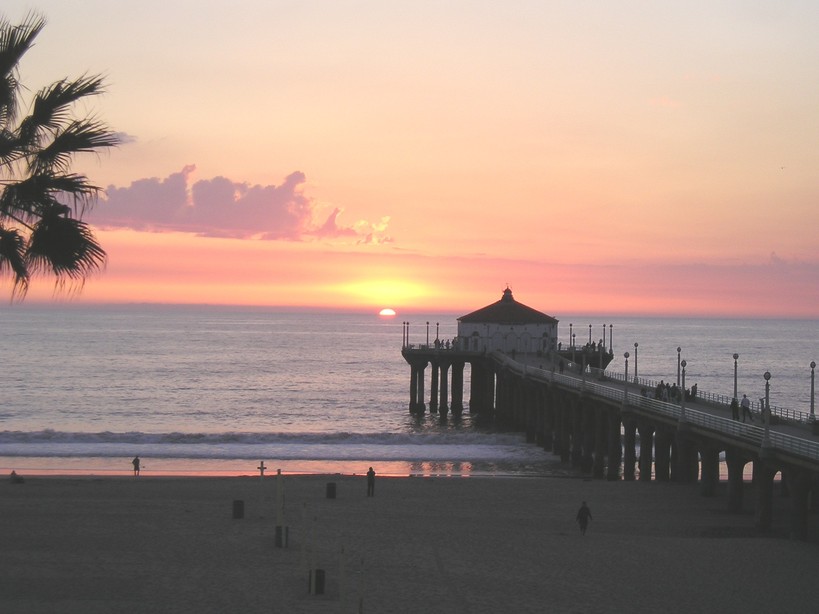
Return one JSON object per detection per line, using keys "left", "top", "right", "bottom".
{"left": 379, "top": 308, "right": 396, "bottom": 317}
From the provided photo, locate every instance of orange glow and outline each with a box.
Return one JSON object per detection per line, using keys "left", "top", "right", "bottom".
{"left": 8, "top": 6, "right": 818, "bottom": 319}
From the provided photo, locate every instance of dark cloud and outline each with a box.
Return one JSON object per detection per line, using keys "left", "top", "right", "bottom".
{"left": 90, "top": 166, "right": 390, "bottom": 243}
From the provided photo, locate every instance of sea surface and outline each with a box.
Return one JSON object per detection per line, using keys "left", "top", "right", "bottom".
{"left": 0, "top": 305, "right": 816, "bottom": 477}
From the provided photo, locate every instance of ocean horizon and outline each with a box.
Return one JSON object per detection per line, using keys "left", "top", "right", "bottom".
{"left": 1, "top": 304, "right": 817, "bottom": 477}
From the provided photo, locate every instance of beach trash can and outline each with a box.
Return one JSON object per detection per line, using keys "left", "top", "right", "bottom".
{"left": 275, "top": 525, "right": 289, "bottom": 548}
{"left": 232, "top": 499, "right": 244, "bottom": 519}
{"left": 326, "top": 482, "right": 336, "bottom": 499}
{"left": 309, "top": 569, "right": 325, "bottom": 595}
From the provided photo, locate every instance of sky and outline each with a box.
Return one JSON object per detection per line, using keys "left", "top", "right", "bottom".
{"left": 4, "top": 1, "right": 819, "bottom": 317}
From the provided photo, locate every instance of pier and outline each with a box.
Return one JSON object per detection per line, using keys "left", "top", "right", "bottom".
{"left": 401, "top": 290, "right": 819, "bottom": 541}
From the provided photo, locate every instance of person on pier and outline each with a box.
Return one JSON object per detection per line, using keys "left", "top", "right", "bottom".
{"left": 740, "top": 394, "right": 753, "bottom": 422}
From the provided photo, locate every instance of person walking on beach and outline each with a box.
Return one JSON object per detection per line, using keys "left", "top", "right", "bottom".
{"left": 366, "top": 466, "right": 376, "bottom": 497}
{"left": 576, "top": 501, "right": 592, "bottom": 535}
{"left": 132, "top": 456, "right": 141, "bottom": 477}
{"left": 740, "top": 394, "right": 753, "bottom": 422}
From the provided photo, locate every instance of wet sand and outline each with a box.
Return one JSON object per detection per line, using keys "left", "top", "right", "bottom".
{"left": 1, "top": 474, "right": 817, "bottom": 613}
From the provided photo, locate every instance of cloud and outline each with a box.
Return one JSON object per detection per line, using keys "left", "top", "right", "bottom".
{"left": 90, "top": 166, "right": 390, "bottom": 243}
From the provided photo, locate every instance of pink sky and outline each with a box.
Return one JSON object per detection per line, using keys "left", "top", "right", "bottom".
{"left": 6, "top": 1, "right": 819, "bottom": 317}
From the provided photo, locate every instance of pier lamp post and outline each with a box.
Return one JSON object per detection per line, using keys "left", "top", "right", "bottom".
{"left": 589, "top": 324, "right": 592, "bottom": 345}
{"left": 572, "top": 334, "right": 576, "bottom": 362}
{"left": 609, "top": 325, "right": 613, "bottom": 353}
{"left": 436, "top": 322, "right": 439, "bottom": 343}
{"left": 679, "top": 360, "right": 687, "bottom": 422}
{"left": 426, "top": 322, "right": 429, "bottom": 347}
{"left": 762, "top": 371, "right": 772, "bottom": 449}
{"left": 733, "top": 353, "right": 739, "bottom": 400}
{"left": 677, "top": 347, "right": 681, "bottom": 387}
{"left": 811, "top": 361, "right": 816, "bottom": 421}
{"left": 623, "top": 351, "right": 630, "bottom": 405}
{"left": 569, "top": 323, "right": 573, "bottom": 348}
{"left": 633, "top": 342, "right": 639, "bottom": 384}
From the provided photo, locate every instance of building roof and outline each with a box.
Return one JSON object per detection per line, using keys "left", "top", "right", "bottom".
{"left": 458, "top": 288, "right": 558, "bottom": 325}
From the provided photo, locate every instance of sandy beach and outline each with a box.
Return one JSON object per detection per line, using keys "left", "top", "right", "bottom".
{"left": 1, "top": 473, "right": 817, "bottom": 613}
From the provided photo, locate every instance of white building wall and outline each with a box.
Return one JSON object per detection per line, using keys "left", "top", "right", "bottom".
{"left": 458, "top": 322, "right": 558, "bottom": 354}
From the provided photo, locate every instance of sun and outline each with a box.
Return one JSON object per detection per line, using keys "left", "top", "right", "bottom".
{"left": 379, "top": 308, "right": 396, "bottom": 317}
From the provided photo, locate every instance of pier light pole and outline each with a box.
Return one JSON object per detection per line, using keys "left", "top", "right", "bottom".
{"left": 633, "top": 342, "right": 639, "bottom": 384}
{"left": 426, "top": 321, "right": 429, "bottom": 347}
{"left": 677, "top": 347, "right": 681, "bottom": 387}
{"left": 733, "top": 353, "right": 739, "bottom": 400}
{"left": 569, "top": 323, "right": 573, "bottom": 347}
{"left": 811, "top": 361, "right": 816, "bottom": 420}
{"left": 609, "top": 325, "right": 613, "bottom": 353}
{"left": 589, "top": 324, "right": 592, "bottom": 345}
{"left": 623, "top": 351, "right": 630, "bottom": 406}
{"left": 436, "top": 322, "right": 439, "bottom": 342}
{"left": 679, "top": 360, "right": 687, "bottom": 422}
{"left": 572, "top": 334, "right": 576, "bottom": 362}
{"left": 762, "top": 371, "right": 772, "bottom": 449}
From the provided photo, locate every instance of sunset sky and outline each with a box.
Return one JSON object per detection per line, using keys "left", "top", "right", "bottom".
{"left": 5, "top": 1, "right": 819, "bottom": 317}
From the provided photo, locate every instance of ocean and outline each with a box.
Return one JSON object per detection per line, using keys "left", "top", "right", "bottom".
{"left": 0, "top": 305, "right": 816, "bottom": 477}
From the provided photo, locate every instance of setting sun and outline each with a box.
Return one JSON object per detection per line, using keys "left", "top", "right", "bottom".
{"left": 379, "top": 308, "right": 396, "bottom": 317}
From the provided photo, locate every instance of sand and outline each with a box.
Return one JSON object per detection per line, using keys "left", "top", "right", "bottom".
{"left": 1, "top": 473, "right": 817, "bottom": 613}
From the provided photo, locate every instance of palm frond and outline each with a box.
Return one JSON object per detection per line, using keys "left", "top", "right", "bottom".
{"left": 0, "top": 13, "right": 46, "bottom": 126}
{"left": 0, "top": 224, "right": 30, "bottom": 297}
{"left": 0, "top": 127, "right": 22, "bottom": 166}
{"left": 0, "top": 173, "right": 100, "bottom": 223}
{"left": 26, "top": 207, "right": 106, "bottom": 279}
{"left": 29, "top": 119, "right": 119, "bottom": 174}
{"left": 17, "top": 74, "right": 108, "bottom": 145}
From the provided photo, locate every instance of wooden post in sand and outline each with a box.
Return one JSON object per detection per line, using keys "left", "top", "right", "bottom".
{"left": 274, "top": 469, "right": 288, "bottom": 547}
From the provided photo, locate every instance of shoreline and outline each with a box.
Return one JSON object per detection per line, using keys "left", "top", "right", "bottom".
{"left": 2, "top": 473, "right": 817, "bottom": 613}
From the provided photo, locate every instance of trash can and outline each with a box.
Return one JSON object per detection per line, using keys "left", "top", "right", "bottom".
{"left": 326, "top": 482, "right": 336, "bottom": 499}
{"left": 309, "top": 569, "right": 325, "bottom": 595}
{"left": 275, "top": 525, "right": 289, "bottom": 548}
{"left": 232, "top": 499, "right": 244, "bottom": 519}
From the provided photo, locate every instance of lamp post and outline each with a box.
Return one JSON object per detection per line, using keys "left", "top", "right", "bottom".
{"left": 633, "top": 342, "right": 639, "bottom": 384}
{"left": 569, "top": 323, "right": 573, "bottom": 348}
{"left": 679, "top": 359, "right": 687, "bottom": 421}
{"left": 426, "top": 321, "right": 429, "bottom": 347}
{"left": 677, "top": 347, "right": 681, "bottom": 387}
{"left": 811, "top": 361, "right": 816, "bottom": 421}
{"left": 609, "top": 324, "right": 613, "bottom": 353}
{"left": 762, "top": 371, "right": 772, "bottom": 448}
{"left": 623, "top": 351, "right": 630, "bottom": 405}
{"left": 589, "top": 324, "right": 592, "bottom": 345}
{"left": 733, "top": 353, "right": 739, "bottom": 400}
{"left": 436, "top": 322, "right": 439, "bottom": 343}
{"left": 572, "top": 334, "right": 576, "bottom": 362}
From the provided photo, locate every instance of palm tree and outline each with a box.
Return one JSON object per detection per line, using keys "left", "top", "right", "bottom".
{"left": 0, "top": 12, "right": 119, "bottom": 299}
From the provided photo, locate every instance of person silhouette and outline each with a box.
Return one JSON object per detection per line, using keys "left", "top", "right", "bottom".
{"left": 366, "top": 466, "right": 375, "bottom": 497}
{"left": 740, "top": 395, "right": 753, "bottom": 422}
{"left": 132, "top": 456, "right": 141, "bottom": 477}
{"left": 576, "top": 501, "right": 592, "bottom": 535}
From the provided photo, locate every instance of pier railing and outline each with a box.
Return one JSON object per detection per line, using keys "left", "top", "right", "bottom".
{"left": 492, "top": 352, "right": 819, "bottom": 463}
{"left": 599, "top": 368, "right": 808, "bottom": 424}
